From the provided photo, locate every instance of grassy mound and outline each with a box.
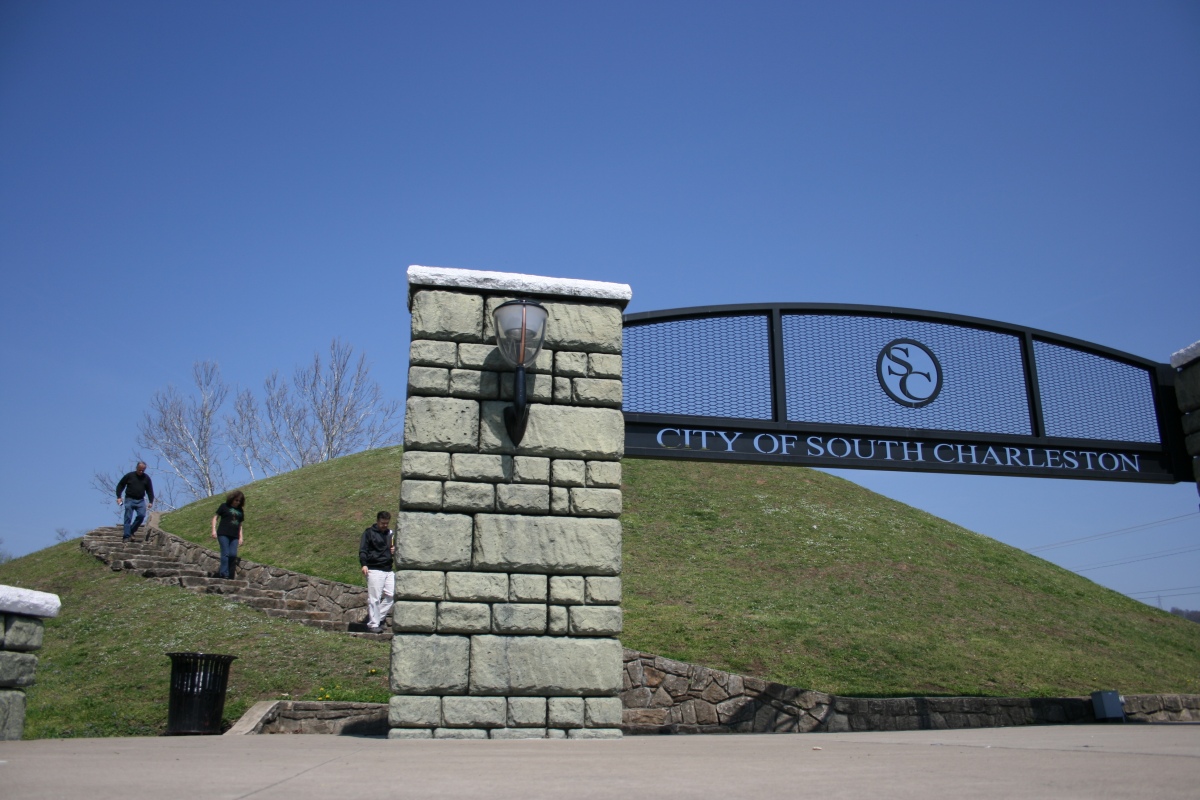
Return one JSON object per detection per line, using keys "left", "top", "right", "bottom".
{"left": 0, "top": 544, "right": 389, "bottom": 738}
{"left": 161, "top": 445, "right": 404, "bottom": 585}
{"left": 153, "top": 446, "right": 1200, "bottom": 698}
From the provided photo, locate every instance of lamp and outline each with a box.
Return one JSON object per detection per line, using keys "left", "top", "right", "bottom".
{"left": 492, "top": 299, "right": 549, "bottom": 445}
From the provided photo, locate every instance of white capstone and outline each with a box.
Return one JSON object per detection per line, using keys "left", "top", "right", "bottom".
{"left": 1170, "top": 340, "right": 1200, "bottom": 369}
{"left": 407, "top": 266, "right": 632, "bottom": 307}
{"left": 0, "top": 586, "right": 61, "bottom": 619}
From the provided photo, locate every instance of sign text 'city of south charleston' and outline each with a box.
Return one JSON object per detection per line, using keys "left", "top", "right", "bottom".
{"left": 622, "top": 308, "right": 1189, "bottom": 485}
{"left": 641, "top": 427, "right": 1144, "bottom": 477}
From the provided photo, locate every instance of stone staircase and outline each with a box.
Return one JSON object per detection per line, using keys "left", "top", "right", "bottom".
{"left": 81, "top": 525, "right": 391, "bottom": 641}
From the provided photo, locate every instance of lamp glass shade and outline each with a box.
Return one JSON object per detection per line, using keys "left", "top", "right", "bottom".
{"left": 493, "top": 300, "right": 548, "bottom": 369}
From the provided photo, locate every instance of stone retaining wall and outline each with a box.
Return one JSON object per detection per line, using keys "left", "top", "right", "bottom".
{"left": 1, "top": 586, "right": 61, "bottom": 740}
{"left": 142, "top": 527, "right": 368, "bottom": 626}
{"left": 621, "top": 649, "right": 1200, "bottom": 733}
{"left": 389, "top": 266, "right": 632, "bottom": 740}
{"left": 226, "top": 701, "right": 387, "bottom": 736}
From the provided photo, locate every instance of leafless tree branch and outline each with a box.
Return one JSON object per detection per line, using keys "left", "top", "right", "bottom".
{"left": 136, "top": 361, "right": 228, "bottom": 502}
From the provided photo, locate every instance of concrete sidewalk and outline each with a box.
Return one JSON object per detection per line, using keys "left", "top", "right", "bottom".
{"left": 1, "top": 725, "right": 1196, "bottom": 800}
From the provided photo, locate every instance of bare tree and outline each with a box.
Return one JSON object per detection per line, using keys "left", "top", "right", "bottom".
{"left": 228, "top": 339, "right": 400, "bottom": 476}
{"left": 226, "top": 389, "right": 269, "bottom": 481}
{"left": 137, "top": 362, "right": 228, "bottom": 501}
{"left": 296, "top": 339, "right": 402, "bottom": 462}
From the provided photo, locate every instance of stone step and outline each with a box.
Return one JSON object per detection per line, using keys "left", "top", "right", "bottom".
{"left": 243, "top": 597, "right": 287, "bottom": 611}
{"left": 179, "top": 576, "right": 251, "bottom": 591}
{"left": 81, "top": 529, "right": 372, "bottom": 642}
{"left": 262, "top": 608, "right": 336, "bottom": 623}
{"left": 139, "top": 568, "right": 210, "bottom": 579}
{"left": 120, "top": 556, "right": 190, "bottom": 570}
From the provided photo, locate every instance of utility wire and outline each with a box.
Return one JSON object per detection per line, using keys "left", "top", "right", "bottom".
{"left": 1072, "top": 544, "right": 1200, "bottom": 572}
{"left": 1143, "top": 590, "right": 1200, "bottom": 601}
{"left": 1028, "top": 511, "right": 1198, "bottom": 553}
{"left": 1127, "top": 585, "right": 1200, "bottom": 597}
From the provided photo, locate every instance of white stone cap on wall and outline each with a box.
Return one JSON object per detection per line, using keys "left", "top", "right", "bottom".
{"left": 0, "top": 585, "right": 61, "bottom": 619}
{"left": 407, "top": 265, "right": 632, "bottom": 310}
{"left": 1170, "top": 340, "right": 1200, "bottom": 370}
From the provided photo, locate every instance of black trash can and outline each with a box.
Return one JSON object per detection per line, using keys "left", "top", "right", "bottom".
{"left": 165, "top": 652, "right": 237, "bottom": 735}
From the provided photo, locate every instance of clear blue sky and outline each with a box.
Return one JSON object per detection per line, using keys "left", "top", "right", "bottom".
{"left": 2, "top": 1, "right": 1197, "bottom": 607}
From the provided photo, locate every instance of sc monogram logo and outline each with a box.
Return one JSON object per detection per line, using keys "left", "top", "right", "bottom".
{"left": 876, "top": 338, "right": 943, "bottom": 408}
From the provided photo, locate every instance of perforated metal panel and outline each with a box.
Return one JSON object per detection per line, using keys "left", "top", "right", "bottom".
{"left": 623, "top": 315, "right": 773, "bottom": 419}
{"left": 1033, "top": 340, "right": 1160, "bottom": 443}
{"left": 781, "top": 314, "right": 1032, "bottom": 435}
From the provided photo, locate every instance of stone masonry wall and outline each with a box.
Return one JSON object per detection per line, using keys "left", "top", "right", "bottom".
{"left": 1170, "top": 340, "right": 1200, "bottom": 495}
{"left": 1, "top": 586, "right": 61, "bottom": 740}
{"left": 621, "top": 650, "right": 1200, "bottom": 734}
{"left": 85, "top": 525, "right": 369, "bottom": 627}
{"left": 389, "top": 266, "right": 631, "bottom": 740}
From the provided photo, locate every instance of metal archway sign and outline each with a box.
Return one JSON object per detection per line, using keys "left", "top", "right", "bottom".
{"left": 621, "top": 303, "right": 1191, "bottom": 483}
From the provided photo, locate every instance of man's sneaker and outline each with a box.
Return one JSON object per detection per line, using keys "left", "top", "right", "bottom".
{"left": 366, "top": 624, "right": 382, "bottom": 633}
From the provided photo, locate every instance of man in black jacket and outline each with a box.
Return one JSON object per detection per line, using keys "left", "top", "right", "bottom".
{"left": 115, "top": 462, "right": 155, "bottom": 543}
{"left": 359, "top": 511, "right": 395, "bottom": 633}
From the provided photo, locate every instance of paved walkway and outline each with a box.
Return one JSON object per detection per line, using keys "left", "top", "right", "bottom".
{"left": 2, "top": 725, "right": 1197, "bottom": 799}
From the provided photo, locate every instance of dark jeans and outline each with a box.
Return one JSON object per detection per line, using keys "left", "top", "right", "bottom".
{"left": 217, "top": 535, "right": 240, "bottom": 579}
{"left": 122, "top": 497, "right": 147, "bottom": 540}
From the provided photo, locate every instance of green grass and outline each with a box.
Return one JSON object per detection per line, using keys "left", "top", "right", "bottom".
{"left": 0, "top": 544, "right": 389, "bottom": 738}
{"left": 157, "top": 447, "right": 1200, "bottom": 698}
{"left": 161, "top": 445, "right": 403, "bottom": 584}
{"left": 620, "top": 459, "right": 1200, "bottom": 696}
{"left": 7, "top": 445, "right": 1199, "bottom": 739}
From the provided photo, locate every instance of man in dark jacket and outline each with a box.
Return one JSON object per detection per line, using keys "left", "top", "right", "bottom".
{"left": 115, "top": 462, "right": 155, "bottom": 543}
{"left": 359, "top": 511, "right": 395, "bottom": 632}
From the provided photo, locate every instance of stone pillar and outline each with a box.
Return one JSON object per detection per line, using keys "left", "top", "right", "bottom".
{"left": 1, "top": 585, "right": 62, "bottom": 740}
{"left": 389, "top": 266, "right": 631, "bottom": 740}
{"left": 1170, "top": 340, "right": 1200, "bottom": 496}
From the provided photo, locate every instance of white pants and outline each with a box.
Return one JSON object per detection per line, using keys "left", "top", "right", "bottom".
{"left": 366, "top": 569, "right": 395, "bottom": 628}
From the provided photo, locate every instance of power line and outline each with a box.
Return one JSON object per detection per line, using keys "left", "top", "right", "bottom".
{"left": 1127, "top": 585, "right": 1200, "bottom": 597}
{"left": 1072, "top": 544, "right": 1200, "bottom": 572}
{"left": 1028, "top": 512, "right": 1198, "bottom": 553}
{"left": 1148, "top": 590, "right": 1200, "bottom": 601}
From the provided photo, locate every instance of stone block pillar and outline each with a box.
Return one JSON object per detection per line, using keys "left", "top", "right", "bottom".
{"left": 389, "top": 266, "right": 631, "bottom": 740}
{"left": 1, "top": 585, "right": 62, "bottom": 740}
{"left": 1170, "top": 340, "right": 1200, "bottom": 496}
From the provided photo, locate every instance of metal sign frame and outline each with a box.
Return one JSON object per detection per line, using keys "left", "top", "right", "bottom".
{"left": 622, "top": 303, "right": 1191, "bottom": 484}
